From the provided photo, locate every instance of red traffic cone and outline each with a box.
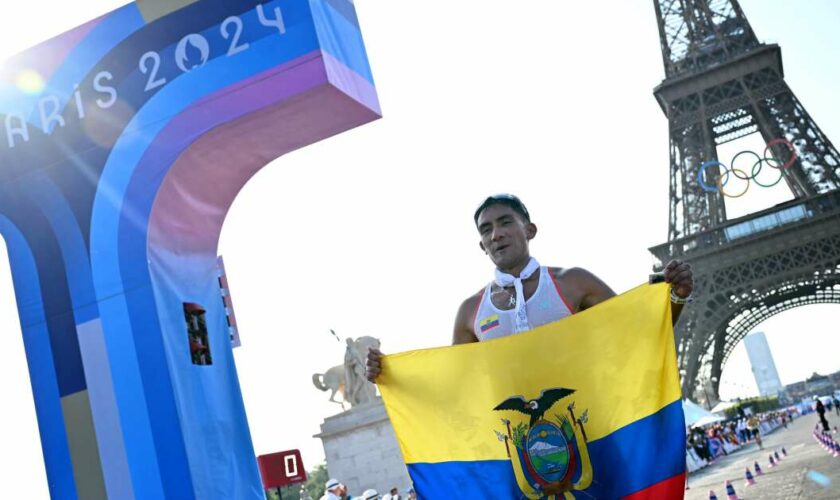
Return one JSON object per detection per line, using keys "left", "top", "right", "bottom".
{"left": 782, "top": 447, "right": 788, "bottom": 456}
{"left": 725, "top": 480, "right": 739, "bottom": 500}
{"left": 774, "top": 450, "right": 782, "bottom": 461}
{"left": 754, "top": 460, "right": 763, "bottom": 476}
{"left": 709, "top": 489, "right": 718, "bottom": 500}
{"left": 769, "top": 454, "right": 776, "bottom": 467}
{"left": 744, "top": 467, "right": 756, "bottom": 486}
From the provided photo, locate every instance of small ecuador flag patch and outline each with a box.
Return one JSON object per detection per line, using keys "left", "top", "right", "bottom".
{"left": 479, "top": 314, "right": 500, "bottom": 333}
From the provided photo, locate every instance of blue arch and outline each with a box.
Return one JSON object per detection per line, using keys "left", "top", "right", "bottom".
{"left": 0, "top": 216, "right": 77, "bottom": 500}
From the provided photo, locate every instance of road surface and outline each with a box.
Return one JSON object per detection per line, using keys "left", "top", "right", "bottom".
{"left": 685, "top": 411, "right": 840, "bottom": 499}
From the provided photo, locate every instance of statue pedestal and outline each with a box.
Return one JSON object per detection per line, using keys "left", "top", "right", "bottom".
{"left": 314, "top": 398, "right": 410, "bottom": 494}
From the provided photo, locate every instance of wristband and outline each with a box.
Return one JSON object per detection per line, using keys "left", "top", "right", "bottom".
{"left": 670, "top": 288, "right": 693, "bottom": 304}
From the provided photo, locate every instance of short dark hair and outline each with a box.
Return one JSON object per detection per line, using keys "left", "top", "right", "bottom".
{"left": 473, "top": 194, "right": 531, "bottom": 225}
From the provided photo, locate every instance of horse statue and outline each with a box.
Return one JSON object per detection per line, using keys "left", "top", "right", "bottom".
{"left": 312, "top": 335, "right": 380, "bottom": 408}
{"left": 312, "top": 364, "right": 346, "bottom": 407}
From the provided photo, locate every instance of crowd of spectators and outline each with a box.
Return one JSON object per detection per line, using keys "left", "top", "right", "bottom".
{"left": 317, "top": 479, "right": 416, "bottom": 500}
{"left": 686, "top": 408, "right": 796, "bottom": 471}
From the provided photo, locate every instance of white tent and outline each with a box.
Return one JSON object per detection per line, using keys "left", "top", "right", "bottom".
{"left": 710, "top": 400, "right": 738, "bottom": 415}
{"left": 683, "top": 399, "right": 724, "bottom": 427}
{"left": 693, "top": 414, "right": 725, "bottom": 427}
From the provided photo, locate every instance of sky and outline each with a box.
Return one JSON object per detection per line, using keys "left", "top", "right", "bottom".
{"left": 0, "top": 1, "right": 838, "bottom": 496}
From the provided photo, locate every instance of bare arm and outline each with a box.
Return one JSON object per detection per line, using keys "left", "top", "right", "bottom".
{"left": 559, "top": 264, "right": 692, "bottom": 326}
{"left": 452, "top": 294, "right": 480, "bottom": 345}
{"left": 561, "top": 267, "right": 617, "bottom": 311}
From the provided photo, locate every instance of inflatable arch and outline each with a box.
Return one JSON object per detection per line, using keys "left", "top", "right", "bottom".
{"left": 0, "top": 1, "right": 380, "bottom": 498}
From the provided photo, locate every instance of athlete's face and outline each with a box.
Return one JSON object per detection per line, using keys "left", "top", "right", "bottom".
{"left": 476, "top": 204, "right": 536, "bottom": 270}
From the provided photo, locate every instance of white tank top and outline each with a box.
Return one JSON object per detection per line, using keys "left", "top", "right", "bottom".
{"left": 473, "top": 267, "right": 574, "bottom": 341}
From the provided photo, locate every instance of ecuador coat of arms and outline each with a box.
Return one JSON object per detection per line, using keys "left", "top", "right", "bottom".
{"left": 493, "top": 388, "right": 593, "bottom": 499}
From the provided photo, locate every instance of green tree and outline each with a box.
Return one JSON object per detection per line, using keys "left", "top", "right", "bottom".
{"left": 266, "top": 485, "right": 301, "bottom": 500}
{"left": 723, "top": 396, "right": 781, "bottom": 418}
{"left": 303, "top": 463, "right": 329, "bottom": 499}
{"left": 265, "top": 489, "right": 283, "bottom": 500}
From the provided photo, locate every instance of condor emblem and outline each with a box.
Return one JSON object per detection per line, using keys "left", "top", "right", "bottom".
{"left": 493, "top": 388, "right": 593, "bottom": 499}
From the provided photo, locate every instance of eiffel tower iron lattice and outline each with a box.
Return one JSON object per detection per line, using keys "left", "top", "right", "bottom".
{"left": 649, "top": 0, "right": 840, "bottom": 399}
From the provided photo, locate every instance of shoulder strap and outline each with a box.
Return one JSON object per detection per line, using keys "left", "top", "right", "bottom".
{"left": 471, "top": 286, "right": 488, "bottom": 327}
{"left": 545, "top": 267, "right": 576, "bottom": 314}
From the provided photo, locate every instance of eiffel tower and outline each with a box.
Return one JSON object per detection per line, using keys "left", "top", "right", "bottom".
{"left": 649, "top": 0, "right": 840, "bottom": 401}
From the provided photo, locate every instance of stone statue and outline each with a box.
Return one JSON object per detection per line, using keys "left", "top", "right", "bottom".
{"left": 311, "top": 364, "right": 346, "bottom": 407}
{"left": 312, "top": 335, "right": 380, "bottom": 408}
{"left": 344, "top": 336, "right": 379, "bottom": 406}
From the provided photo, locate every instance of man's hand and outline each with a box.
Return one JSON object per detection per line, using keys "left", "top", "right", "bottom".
{"left": 664, "top": 259, "right": 693, "bottom": 299}
{"left": 366, "top": 348, "right": 383, "bottom": 383}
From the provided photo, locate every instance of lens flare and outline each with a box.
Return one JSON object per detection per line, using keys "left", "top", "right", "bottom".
{"left": 806, "top": 469, "right": 831, "bottom": 488}
{"left": 15, "top": 69, "right": 45, "bottom": 95}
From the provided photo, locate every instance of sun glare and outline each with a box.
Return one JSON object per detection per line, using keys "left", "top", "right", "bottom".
{"left": 14, "top": 68, "right": 45, "bottom": 94}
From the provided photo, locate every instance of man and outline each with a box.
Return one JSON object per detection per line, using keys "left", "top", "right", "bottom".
{"left": 746, "top": 414, "right": 763, "bottom": 449}
{"left": 816, "top": 397, "right": 830, "bottom": 432}
{"left": 737, "top": 418, "right": 748, "bottom": 444}
{"left": 692, "top": 427, "right": 711, "bottom": 462}
{"left": 366, "top": 194, "right": 693, "bottom": 380}
{"left": 360, "top": 489, "right": 379, "bottom": 500}
{"left": 320, "top": 479, "right": 344, "bottom": 500}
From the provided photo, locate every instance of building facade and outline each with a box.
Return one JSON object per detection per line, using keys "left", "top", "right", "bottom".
{"left": 744, "top": 332, "right": 784, "bottom": 396}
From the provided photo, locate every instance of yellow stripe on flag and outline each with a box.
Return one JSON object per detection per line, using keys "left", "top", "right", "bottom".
{"left": 378, "top": 283, "right": 680, "bottom": 464}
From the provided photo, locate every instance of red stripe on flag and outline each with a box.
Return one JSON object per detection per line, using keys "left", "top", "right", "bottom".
{"left": 622, "top": 472, "right": 686, "bottom": 500}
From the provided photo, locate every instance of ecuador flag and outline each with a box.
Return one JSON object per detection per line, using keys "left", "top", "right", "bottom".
{"left": 378, "top": 284, "right": 685, "bottom": 499}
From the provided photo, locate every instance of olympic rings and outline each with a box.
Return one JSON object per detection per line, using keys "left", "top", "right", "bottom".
{"left": 730, "top": 150, "right": 762, "bottom": 180}
{"left": 764, "top": 138, "right": 797, "bottom": 169}
{"left": 698, "top": 161, "right": 728, "bottom": 192}
{"left": 719, "top": 168, "right": 750, "bottom": 198}
{"left": 696, "top": 138, "right": 797, "bottom": 197}
{"left": 751, "top": 158, "right": 784, "bottom": 188}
